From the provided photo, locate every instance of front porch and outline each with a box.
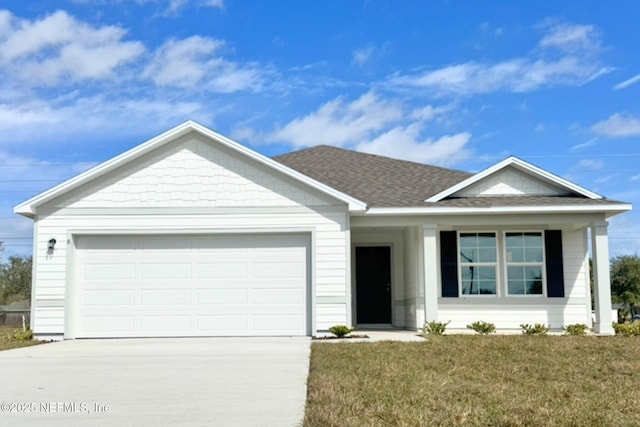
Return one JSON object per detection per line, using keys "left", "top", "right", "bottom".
{"left": 349, "top": 215, "right": 615, "bottom": 335}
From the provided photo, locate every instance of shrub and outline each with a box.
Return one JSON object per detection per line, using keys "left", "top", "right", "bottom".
{"left": 520, "top": 323, "right": 550, "bottom": 336}
{"left": 422, "top": 321, "right": 450, "bottom": 336}
{"left": 329, "top": 325, "right": 354, "bottom": 338}
{"left": 466, "top": 321, "right": 496, "bottom": 335}
{"left": 613, "top": 322, "right": 640, "bottom": 336}
{"left": 564, "top": 324, "right": 588, "bottom": 336}
{"left": 3, "top": 328, "right": 33, "bottom": 342}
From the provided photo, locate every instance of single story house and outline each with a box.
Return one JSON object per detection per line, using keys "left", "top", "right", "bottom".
{"left": 14, "top": 121, "right": 631, "bottom": 339}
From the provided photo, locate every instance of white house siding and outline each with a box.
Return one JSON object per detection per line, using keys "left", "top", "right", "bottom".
{"left": 31, "top": 134, "right": 351, "bottom": 338}
{"left": 438, "top": 228, "right": 591, "bottom": 330}
{"left": 456, "top": 167, "right": 568, "bottom": 197}
{"left": 60, "top": 133, "right": 329, "bottom": 209}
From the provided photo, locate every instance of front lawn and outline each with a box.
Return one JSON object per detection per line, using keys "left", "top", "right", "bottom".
{"left": 0, "top": 325, "right": 41, "bottom": 351}
{"left": 304, "top": 336, "right": 640, "bottom": 426}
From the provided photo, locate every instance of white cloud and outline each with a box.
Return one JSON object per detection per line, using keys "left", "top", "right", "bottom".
{"left": 144, "top": 36, "right": 264, "bottom": 92}
{"left": 0, "top": 10, "right": 144, "bottom": 86}
{"left": 591, "top": 113, "right": 640, "bottom": 138}
{"left": 265, "top": 92, "right": 471, "bottom": 166}
{"left": 267, "top": 92, "right": 403, "bottom": 147}
{"left": 614, "top": 73, "right": 640, "bottom": 90}
{"left": 202, "top": 0, "right": 224, "bottom": 8}
{"left": 389, "top": 21, "right": 609, "bottom": 95}
{"left": 570, "top": 137, "right": 598, "bottom": 151}
{"left": 352, "top": 46, "right": 374, "bottom": 67}
{"left": 144, "top": 36, "right": 224, "bottom": 87}
{"left": 538, "top": 22, "right": 600, "bottom": 53}
{"left": 576, "top": 159, "right": 604, "bottom": 171}
{"left": 356, "top": 125, "right": 472, "bottom": 166}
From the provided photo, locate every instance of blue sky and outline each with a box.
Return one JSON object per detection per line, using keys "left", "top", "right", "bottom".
{"left": 1, "top": 1, "right": 639, "bottom": 257}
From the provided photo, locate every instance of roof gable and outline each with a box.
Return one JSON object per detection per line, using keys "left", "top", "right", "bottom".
{"left": 14, "top": 121, "right": 366, "bottom": 217}
{"left": 53, "top": 133, "right": 337, "bottom": 210}
{"left": 426, "top": 156, "right": 603, "bottom": 202}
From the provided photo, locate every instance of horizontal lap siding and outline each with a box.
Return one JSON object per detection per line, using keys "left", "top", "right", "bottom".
{"left": 439, "top": 304, "right": 588, "bottom": 329}
{"left": 33, "top": 209, "right": 350, "bottom": 336}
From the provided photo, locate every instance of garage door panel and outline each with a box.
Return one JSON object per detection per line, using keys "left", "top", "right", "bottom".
{"left": 74, "top": 234, "right": 309, "bottom": 337}
{"left": 84, "top": 264, "right": 136, "bottom": 280}
{"left": 84, "top": 290, "right": 135, "bottom": 306}
{"left": 141, "top": 289, "right": 191, "bottom": 305}
{"left": 82, "top": 316, "right": 135, "bottom": 334}
{"left": 253, "top": 315, "right": 305, "bottom": 332}
{"left": 197, "top": 289, "right": 247, "bottom": 304}
{"left": 140, "top": 315, "right": 190, "bottom": 332}
{"left": 253, "top": 288, "right": 304, "bottom": 304}
{"left": 197, "top": 314, "right": 248, "bottom": 332}
{"left": 253, "top": 262, "right": 304, "bottom": 279}
{"left": 197, "top": 262, "right": 247, "bottom": 279}
{"left": 140, "top": 263, "right": 192, "bottom": 280}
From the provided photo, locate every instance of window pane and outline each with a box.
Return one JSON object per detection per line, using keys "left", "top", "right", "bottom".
{"left": 478, "top": 248, "right": 496, "bottom": 262}
{"left": 508, "top": 280, "right": 525, "bottom": 295}
{"left": 525, "top": 267, "right": 543, "bottom": 294}
{"left": 506, "top": 233, "right": 523, "bottom": 248}
{"left": 507, "top": 247, "right": 524, "bottom": 263}
{"left": 460, "top": 247, "right": 477, "bottom": 263}
{"left": 524, "top": 247, "right": 543, "bottom": 262}
{"left": 479, "top": 281, "right": 496, "bottom": 295}
{"left": 508, "top": 266, "right": 524, "bottom": 280}
{"left": 523, "top": 233, "right": 542, "bottom": 247}
{"left": 460, "top": 266, "right": 496, "bottom": 295}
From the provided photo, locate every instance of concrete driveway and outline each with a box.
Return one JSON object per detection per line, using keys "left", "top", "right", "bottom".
{"left": 0, "top": 337, "right": 310, "bottom": 427}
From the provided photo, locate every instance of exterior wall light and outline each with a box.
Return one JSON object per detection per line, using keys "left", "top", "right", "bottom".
{"left": 47, "top": 238, "right": 57, "bottom": 251}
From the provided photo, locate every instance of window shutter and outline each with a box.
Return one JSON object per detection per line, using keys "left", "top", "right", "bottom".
{"left": 544, "top": 230, "right": 565, "bottom": 298}
{"left": 440, "top": 231, "right": 459, "bottom": 297}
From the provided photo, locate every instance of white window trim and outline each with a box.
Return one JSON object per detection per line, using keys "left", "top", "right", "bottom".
{"left": 502, "top": 231, "right": 547, "bottom": 297}
{"left": 458, "top": 231, "right": 499, "bottom": 297}
{"left": 456, "top": 230, "right": 548, "bottom": 298}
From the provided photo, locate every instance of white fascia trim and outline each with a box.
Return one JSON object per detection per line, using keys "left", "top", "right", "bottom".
{"left": 13, "top": 120, "right": 366, "bottom": 217}
{"left": 426, "top": 156, "right": 603, "bottom": 203}
{"left": 360, "top": 203, "right": 632, "bottom": 216}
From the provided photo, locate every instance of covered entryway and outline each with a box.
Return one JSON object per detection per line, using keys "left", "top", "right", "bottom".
{"left": 71, "top": 234, "right": 310, "bottom": 338}
{"left": 355, "top": 246, "right": 392, "bottom": 324}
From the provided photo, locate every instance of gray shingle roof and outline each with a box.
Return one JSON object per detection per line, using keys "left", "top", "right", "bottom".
{"left": 273, "top": 145, "right": 626, "bottom": 208}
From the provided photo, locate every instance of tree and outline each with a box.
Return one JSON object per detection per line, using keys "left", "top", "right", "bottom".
{"left": 610, "top": 255, "right": 640, "bottom": 319}
{"left": 0, "top": 254, "right": 33, "bottom": 305}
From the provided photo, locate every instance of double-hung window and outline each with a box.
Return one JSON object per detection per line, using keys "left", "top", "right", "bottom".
{"left": 505, "top": 232, "right": 544, "bottom": 295}
{"left": 459, "top": 233, "right": 497, "bottom": 295}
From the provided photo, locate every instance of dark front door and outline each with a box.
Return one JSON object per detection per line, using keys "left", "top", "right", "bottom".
{"left": 355, "top": 246, "right": 391, "bottom": 324}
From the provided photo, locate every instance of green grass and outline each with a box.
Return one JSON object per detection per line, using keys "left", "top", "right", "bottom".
{"left": 0, "top": 325, "right": 41, "bottom": 351}
{"left": 304, "top": 336, "right": 640, "bottom": 426}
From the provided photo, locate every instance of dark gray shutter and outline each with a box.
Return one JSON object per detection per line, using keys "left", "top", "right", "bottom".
{"left": 440, "top": 231, "right": 459, "bottom": 297}
{"left": 544, "top": 230, "right": 565, "bottom": 298}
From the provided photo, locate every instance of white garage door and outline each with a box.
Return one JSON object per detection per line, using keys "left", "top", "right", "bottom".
{"left": 73, "top": 234, "right": 309, "bottom": 338}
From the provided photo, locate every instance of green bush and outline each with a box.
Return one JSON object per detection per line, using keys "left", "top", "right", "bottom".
{"left": 329, "top": 325, "right": 354, "bottom": 338}
{"left": 564, "top": 324, "right": 588, "bottom": 336}
{"left": 613, "top": 321, "right": 640, "bottom": 336}
{"left": 422, "top": 320, "right": 450, "bottom": 336}
{"left": 520, "top": 323, "right": 550, "bottom": 336}
{"left": 466, "top": 321, "right": 496, "bottom": 335}
{"left": 3, "top": 328, "right": 33, "bottom": 342}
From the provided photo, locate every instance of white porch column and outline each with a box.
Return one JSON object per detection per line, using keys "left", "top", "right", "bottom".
{"left": 423, "top": 225, "right": 439, "bottom": 323}
{"left": 591, "top": 221, "right": 615, "bottom": 335}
